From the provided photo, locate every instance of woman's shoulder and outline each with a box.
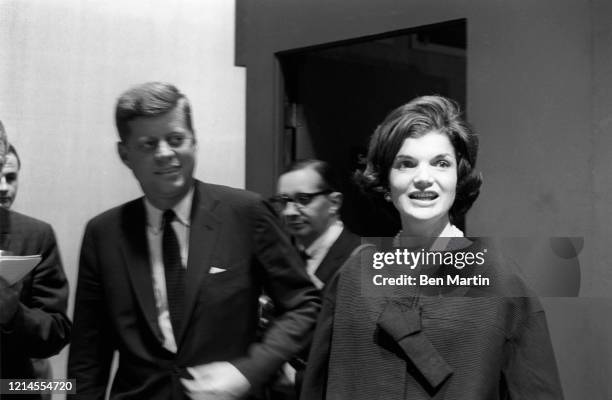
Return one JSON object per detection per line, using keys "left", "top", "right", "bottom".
{"left": 459, "top": 237, "right": 539, "bottom": 299}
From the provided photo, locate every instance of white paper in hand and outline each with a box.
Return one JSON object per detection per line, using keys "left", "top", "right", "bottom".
{"left": 0, "top": 255, "right": 41, "bottom": 285}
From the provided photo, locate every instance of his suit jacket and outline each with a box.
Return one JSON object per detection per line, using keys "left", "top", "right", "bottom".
{"left": 312, "top": 228, "right": 361, "bottom": 288}
{"left": 0, "top": 208, "right": 71, "bottom": 399}
{"left": 68, "top": 181, "right": 320, "bottom": 400}
{"left": 266, "top": 228, "right": 361, "bottom": 400}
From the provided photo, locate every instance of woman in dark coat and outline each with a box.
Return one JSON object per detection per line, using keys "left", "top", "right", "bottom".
{"left": 301, "top": 95, "right": 564, "bottom": 400}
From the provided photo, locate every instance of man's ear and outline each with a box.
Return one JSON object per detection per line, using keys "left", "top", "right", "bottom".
{"left": 117, "top": 141, "right": 131, "bottom": 169}
{"left": 328, "top": 191, "right": 343, "bottom": 215}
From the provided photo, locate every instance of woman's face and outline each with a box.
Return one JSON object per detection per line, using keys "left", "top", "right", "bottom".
{"left": 388, "top": 130, "right": 457, "bottom": 226}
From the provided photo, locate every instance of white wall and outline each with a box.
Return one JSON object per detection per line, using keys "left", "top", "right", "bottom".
{"left": 0, "top": 0, "right": 245, "bottom": 386}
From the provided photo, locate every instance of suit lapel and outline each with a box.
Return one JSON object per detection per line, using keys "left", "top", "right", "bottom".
{"left": 0, "top": 207, "right": 10, "bottom": 250}
{"left": 176, "top": 182, "right": 221, "bottom": 346}
{"left": 315, "top": 229, "right": 358, "bottom": 285}
{"left": 120, "top": 200, "right": 165, "bottom": 344}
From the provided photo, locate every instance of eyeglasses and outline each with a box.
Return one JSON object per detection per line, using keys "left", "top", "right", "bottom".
{"left": 133, "top": 133, "right": 193, "bottom": 153}
{"left": 270, "top": 190, "right": 331, "bottom": 209}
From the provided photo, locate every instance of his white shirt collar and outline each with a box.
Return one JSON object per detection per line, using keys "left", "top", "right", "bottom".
{"left": 304, "top": 219, "right": 344, "bottom": 259}
{"left": 297, "top": 220, "right": 344, "bottom": 289}
{"left": 144, "top": 187, "right": 194, "bottom": 233}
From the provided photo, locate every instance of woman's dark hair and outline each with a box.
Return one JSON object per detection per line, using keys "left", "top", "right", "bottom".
{"left": 355, "top": 95, "right": 482, "bottom": 223}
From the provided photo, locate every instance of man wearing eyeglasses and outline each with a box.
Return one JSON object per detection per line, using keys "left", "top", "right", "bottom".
{"left": 68, "top": 82, "right": 320, "bottom": 400}
{"left": 267, "top": 160, "right": 360, "bottom": 400}
{"left": 275, "top": 160, "right": 360, "bottom": 290}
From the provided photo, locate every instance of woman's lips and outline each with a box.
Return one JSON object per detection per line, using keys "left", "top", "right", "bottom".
{"left": 408, "top": 191, "right": 438, "bottom": 200}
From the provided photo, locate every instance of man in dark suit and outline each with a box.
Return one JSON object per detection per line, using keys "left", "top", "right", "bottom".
{"left": 1, "top": 142, "right": 56, "bottom": 400}
{"left": 0, "top": 123, "right": 71, "bottom": 399}
{"left": 68, "top": 82, "right": 320, "bottom": 400}
{"left": 268, "top": 160, "right": 360, "bottom": 400}
{"left": 274, "top": 160, "right": 360, "bottom": 289}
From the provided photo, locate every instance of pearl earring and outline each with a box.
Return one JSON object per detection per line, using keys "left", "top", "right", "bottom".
{"left": 384, "top": 192, "right": 392, "bottom": 202}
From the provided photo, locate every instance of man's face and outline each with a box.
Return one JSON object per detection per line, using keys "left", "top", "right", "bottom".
{"left": 0, "top": 152, "right": 19, "bottom": 209}
{"left": 276, "top": 168, "right": 339, "bottom": 246}
{"left": 118, "top": 105, "right": 196, "bottom": 209}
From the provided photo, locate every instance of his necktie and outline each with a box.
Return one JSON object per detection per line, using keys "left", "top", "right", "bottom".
{"left": 298, "top": 248, "right": 310, "bottom": 263}
{"left": 162, "top": 209, "right": 185, "bottom": 336}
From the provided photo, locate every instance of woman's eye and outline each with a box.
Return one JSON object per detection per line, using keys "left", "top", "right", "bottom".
{"left": 395, "top": 160, "right": 416, "bottom": 169}
{"left": 434, "top": 159, "right": 451, "bottom": 168}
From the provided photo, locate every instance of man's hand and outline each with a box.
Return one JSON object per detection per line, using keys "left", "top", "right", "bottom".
{"left": 0, "top": 277, "right": 20, "bottom": 326}
{"left": 181, "top": 361, "right": 251, "bottom": 400}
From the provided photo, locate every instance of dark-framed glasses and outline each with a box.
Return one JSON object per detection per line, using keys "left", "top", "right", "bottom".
{"left": 270, "top": 190, "right": 331, "bottom": 209}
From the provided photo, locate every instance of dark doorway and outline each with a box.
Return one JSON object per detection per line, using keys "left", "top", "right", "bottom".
{"left": 278, "top": 19, "right": 467, "bottom": 236}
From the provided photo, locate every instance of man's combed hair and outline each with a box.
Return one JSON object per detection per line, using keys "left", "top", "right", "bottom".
{"left": 284, "top": 159, "right": 340, "bottom": 192}
{"left": 0, "top": 120, "right": 7, "bottom": 161}
{"left": 355, "top": 95, "right": 482, "bottom": 223}
{"left": 7, "top": 143, "right": 20, "bottom": 169}
{"left": 115, "top": 82, "right": 193, "bottom": 141}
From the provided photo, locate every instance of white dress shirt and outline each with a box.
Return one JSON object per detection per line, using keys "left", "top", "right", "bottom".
{"left": 144, "top": 188, "right": 194, "bottom": 353}
{"left": 302, "top": 220, "right": 344, "bottom": 289}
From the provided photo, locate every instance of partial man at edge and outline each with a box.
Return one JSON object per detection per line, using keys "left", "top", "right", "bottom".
{"left": 0, "top": 122, "right": 71, "bottom": 400}
{"left": 1, "top": 143, "right": 55, "bottom": 400}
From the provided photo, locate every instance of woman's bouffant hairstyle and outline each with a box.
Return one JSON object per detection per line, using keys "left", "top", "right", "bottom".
{"left": 355, "top": 95, "right": 483, "bottom": 223}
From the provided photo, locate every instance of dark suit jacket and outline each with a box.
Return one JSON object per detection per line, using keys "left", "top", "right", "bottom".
{"left": 313, "top": 228, "right": 361, "bottom": 287}
{"left": 68, "top": 181, "right": 320, "bottom": 400}
{"left": 286, "top": 228, "right": 360, "bottom": 398}
{"left": 0, "top": 208, "right": 71, "bottom": 398}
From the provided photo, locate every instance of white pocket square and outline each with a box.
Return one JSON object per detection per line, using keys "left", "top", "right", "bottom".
{"left": 209, "top": 267, "right": 227, "bottom": 274}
